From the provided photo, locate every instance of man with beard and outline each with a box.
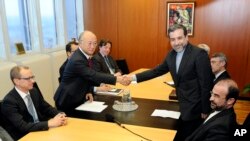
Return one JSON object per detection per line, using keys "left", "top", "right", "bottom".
{"left": 124, "top": 24, "right": 214, "bottom": 141}
{"left": 185, "top": 79, "right": 239, "bottom": 141}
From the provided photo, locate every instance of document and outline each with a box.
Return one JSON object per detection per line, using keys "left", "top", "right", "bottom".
{"left": 96, "top": 88, "right": 123, "bottom": 95}
{"left": 151, "top": 109, "right": 180, "bottom": 119}
{"left": 75, "top": 101, "right": 107, "bottom": 113}
{"left": 163, "top": 81, "right": 175, "bottom": 87}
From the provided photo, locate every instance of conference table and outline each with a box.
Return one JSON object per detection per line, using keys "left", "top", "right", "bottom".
{"left": 116, "top": 68, "right": 175, "bottom": 101}
{"left": 19, "top": 118, "right": 176, "bottom": 141}
{"left": 20, "top": 69, "right": 178, "bottom": 141}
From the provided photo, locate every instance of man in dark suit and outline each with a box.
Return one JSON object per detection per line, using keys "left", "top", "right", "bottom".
{"left": 94, "top": 39, "right": 122, "bottom": 76}
{"left": 54, "top": 31, "right": 126, "bottom": 113}
{"left": 125, "top": 24, "right": 214, "bottom": 141}
{"left": 1, "top": 65, "right": 67, "bottom": 140}
{"left": 211, "top": 52, "right": 231, "bottom": 84}
{"left": 58, "top": 41, "right": 79, "bottom": 83}
{"left": 185, "top": 79, "right": 239, "bottom": 141}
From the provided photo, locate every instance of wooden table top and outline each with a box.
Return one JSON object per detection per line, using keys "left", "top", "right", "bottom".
{"left": 19, "top": 118, "right": 176, "bottom": 141}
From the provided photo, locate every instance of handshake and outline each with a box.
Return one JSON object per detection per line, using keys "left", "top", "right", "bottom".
{"left": 116, "top": 75, "right": 133, "bottom": 86}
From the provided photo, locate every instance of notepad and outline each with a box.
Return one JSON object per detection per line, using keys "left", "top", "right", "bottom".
{"left": 151, "top": 109, "right": 180, "bottom": 119}
{"left": 96, "top": 88, "right": 123, "bottom": 95}
{"left": 75, "top": 101, "right": 107, "bottom": 113}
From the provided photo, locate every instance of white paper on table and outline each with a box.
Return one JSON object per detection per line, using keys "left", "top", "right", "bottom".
{"left": 75, "top": 101, "right": 107, "bottom": 113}
{"left": 166, "top": 81, "right": 174, "bottom": 85}
{"left": 151, "top": 109, "right": 180, "bottom": 119}
{"left": 131, "top": 81, "right": 137, "bottom": 84}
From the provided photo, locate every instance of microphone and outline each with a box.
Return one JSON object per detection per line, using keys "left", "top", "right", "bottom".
{"left": 105, "top": 114, "right": 152, "bottom": 141}
{"left": 105, "top": 113, "right": 122, "bottom": 126}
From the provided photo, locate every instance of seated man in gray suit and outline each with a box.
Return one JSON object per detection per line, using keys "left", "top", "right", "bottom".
{"left": 185, "top": 79, "right": 239, "bottom": 141}
{"left": 94, "top": 39, "right": 122, "bottom": 76}
{"left": 1, "top": 65, "right": 67, "bottom": 140}
{"left": 210, "top": 52, "right": 231, "bottom": 84}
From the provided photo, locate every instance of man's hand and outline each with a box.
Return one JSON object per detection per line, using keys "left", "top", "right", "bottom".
{"left": 85, "top": 93, "right": 94, "bottom": 102}
{"left": 116, "top": 75, "right": 132, "bottom": 86}
{"left": 201, "top": 113, "right": 208, "bottom": 119}
{"left": 114, "top": 72, "right": 122, "bottom": 76}
{"left": 97, "top": 83, "right": 112, "bottom": 92}
{"left": 48, "top": 112, "right": 68, "bottom": 128}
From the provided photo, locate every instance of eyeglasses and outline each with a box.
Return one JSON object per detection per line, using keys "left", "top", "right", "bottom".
{"left": 19, "top": 76, "right": 35, "bottom": 81}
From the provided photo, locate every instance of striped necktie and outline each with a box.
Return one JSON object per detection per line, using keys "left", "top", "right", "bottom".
{"left": 104, "top": 56, "right": 114, "bottom": 74}
{"left": 26, "top": 94, "right": 39, "bottom": 123}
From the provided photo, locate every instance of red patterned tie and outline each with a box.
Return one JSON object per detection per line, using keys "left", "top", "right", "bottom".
{"left": 88, "top": 58, "right": 93, "bottom": 68}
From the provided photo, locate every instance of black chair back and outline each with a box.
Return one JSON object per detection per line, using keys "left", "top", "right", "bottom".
{"left": 116, "top": 59, "right": 130, "bottom": 74}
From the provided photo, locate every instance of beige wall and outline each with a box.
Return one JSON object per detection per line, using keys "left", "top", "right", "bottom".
{"left": 83, "top": 0, "right": 250, "bottom": 96}
{"left": 0, "top": 51, "right": 66, "bottom": 105}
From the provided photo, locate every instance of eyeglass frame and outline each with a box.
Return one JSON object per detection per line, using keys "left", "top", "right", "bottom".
{"left": 18, "top": 75, "right": 35, "bottom": 81}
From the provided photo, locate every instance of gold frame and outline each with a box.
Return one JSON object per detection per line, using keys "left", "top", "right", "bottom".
{"left": 167, "top": 1, "right": 195, "bottom": 36}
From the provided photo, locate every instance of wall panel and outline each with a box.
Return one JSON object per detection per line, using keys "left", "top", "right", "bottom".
{"left": 83, "top": 0, "right": 250, "bottom": 94}
{"left": 0, "top": 61, "right": 17, "bottom": 99}
{"left": 14, "top": 54, "right": 54, "bottom": 105}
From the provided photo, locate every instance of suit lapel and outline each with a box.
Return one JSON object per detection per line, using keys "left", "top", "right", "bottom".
{"left": 188, "top": 109, "right": 234, "bottom": 140}
{"left": 203, "top": 108, "right": 234, "bottom": 126}
{"left": 12, "top": 88, "right": 30, "bottom": 113}
{"left": 177, "top": 44, "right": 191, "bottom": 76}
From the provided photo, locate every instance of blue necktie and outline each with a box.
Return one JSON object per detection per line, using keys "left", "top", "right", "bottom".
{"left": 104, "top": 56, "right": 114, "bottom": 74}
{"left": 26, "top": 94, "right": 39, "bottom": 123}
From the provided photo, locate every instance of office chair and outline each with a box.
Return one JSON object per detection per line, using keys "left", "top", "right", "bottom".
{"left": 0, "top": 102, "right": 18, "bottom": 141}
{"left": 116, "top": 59, "right": 130, "bottom": 74}
{"left": 243, "top": 113, "right": 250, "bottom": 129}
{"left": 33, "top": 82, "right": 42, "bottom": 95}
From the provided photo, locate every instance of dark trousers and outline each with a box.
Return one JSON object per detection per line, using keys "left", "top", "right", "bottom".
{"left": 174, "top": 117, "right": 203, "bottom": 141}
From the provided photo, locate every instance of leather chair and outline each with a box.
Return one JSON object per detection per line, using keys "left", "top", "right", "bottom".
{"left": 33, "top": 82, "right": 42, "bottom": 94}
{"left": 243, "top": 113, "right": 250, "bottom": 129}
{"left": 116, "top": 59, "right": 130, "bottom": 74}
{"left": 0, "top": 101, "right": 14, "bottom": 141}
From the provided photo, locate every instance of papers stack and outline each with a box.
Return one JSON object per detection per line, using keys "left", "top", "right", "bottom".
{"left": 75, "top": 101, "right": 108, "bottom": 113}
{"left": 151, "top": 109, "right": 180, "bottom": 119}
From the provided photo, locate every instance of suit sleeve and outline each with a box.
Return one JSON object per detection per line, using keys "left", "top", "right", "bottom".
{"left": 195, "top": 50, "right": 214, "bottom": 114}
{"left": 136, "top": 56, "right": 170, "bottom": 82}
{"left": 73, "top": 58, "right": 117, "bottom": 85}
{"left": 34, "top": 89, "right": 59, "bottom": 118}
{"left": 2, "top": 96, "right": 49, "bottom": 134}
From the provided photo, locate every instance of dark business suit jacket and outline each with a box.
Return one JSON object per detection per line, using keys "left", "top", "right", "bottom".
{"left": 93, "top": 52, "right": 121, "bottom": 74}
{"left": 58, "top": 59, "right": 68, "bottom": 83}
{"left": 214, "top": 71, "right": 231, "bottom": 85}
{"left": 1, "top": 88, "right": 59, "bottom": 140}
{"left": 136, "top": 43, "right": 214, "bottom": 121}
{"left": 54, "top": 49, "right": 116, "bottom": 112}
{"left": 185, "top": 108, "right": 238, "bottom": 141}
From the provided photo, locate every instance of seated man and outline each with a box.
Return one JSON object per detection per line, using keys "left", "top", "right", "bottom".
{"left": 197, "top": 43, "right": 210, "bottom": 55}
{"left": 1, "top": 65, "right": 67, "bottom": 140}
{"left": 59, "top": 41, "right": 79, "bottom": 83}
{"left": 94, "top": 39, "right": 122, "bottom": 76}
{"left": 185, "top": 79, "right": 239, "bottom": 141}
{"left": 210, "top": 52, "right": 231, "bottom": 84}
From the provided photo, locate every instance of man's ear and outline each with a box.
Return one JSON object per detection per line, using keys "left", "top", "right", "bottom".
{"left": 66, "top": 52, "right": 70, "bottom": 57}
{"left": 13, "top": 78, "right": 19, "bottom": 86}
{"left": 221, "top": 61, "right": 226, "bottom": 67}
{"left": 227, "top": 98, "right": 235, "bottom": 105}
